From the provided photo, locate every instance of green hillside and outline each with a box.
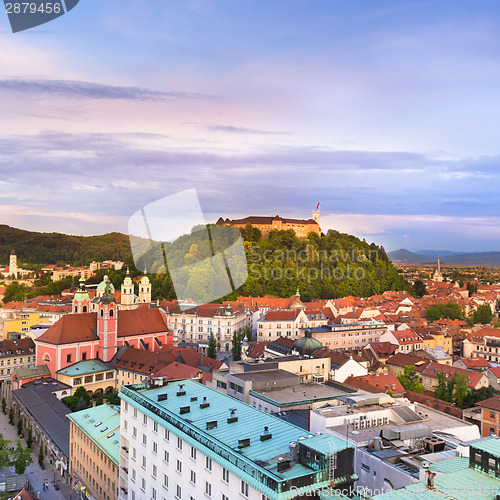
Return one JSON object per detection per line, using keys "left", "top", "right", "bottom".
{"left": 0, "top": 225, "right": 132, "bottom": 267}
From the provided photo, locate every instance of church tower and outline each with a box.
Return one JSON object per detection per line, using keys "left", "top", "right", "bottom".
{"left": 9, "top": 250, "right": 17, "bottom": 279}
{"left": 433, "top": 257, "right": 443, "bottom": 282}
{"left": 138, "top": 271, "right": 151, "bottom": 304}
{"left": 121, "top": 268, "right": 135, "bottom": 310}
{"left": 72, "top": 278, "right": 90, "bottom": 313}
{"left": 97, "top": 281, "right": 118, "bottom": 362}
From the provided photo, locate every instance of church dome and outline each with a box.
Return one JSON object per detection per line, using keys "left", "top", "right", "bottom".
{"left": 97, "top": 275, "right": 115, "bottom": 292}
{"left": 291, "top": 329, "right": 323, "bottom": 356}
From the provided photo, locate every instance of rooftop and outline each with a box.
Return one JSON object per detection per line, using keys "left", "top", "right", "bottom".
{"left": 67, "top": 403, "right": 120, "bottom": 465}
{"left": 250, "top": 382, "right": 346, "bottom": 407}
{"left": 57, "top": 359, "right": 112, "bottom": 377}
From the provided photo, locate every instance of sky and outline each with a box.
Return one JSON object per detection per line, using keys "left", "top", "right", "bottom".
{"left": 1, "top": 0, "right": 500, "bottom": 252}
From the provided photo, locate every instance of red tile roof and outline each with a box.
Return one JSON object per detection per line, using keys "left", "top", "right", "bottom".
{"left": 345, "top": 372, "right": 405, "bottom": 394}
{"left": 421, "top": 361, "right": 485, "bottom": 388}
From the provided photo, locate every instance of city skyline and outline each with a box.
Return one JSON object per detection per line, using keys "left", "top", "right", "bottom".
{"left": 1, "top": 1, "right": 500, "bottom": 252}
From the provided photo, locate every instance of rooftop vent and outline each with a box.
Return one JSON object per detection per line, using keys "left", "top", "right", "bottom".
{"left": 180, "top": 406, "right": 190, "bottom": 414}
{"left": 190, "top": 397, "right": 198, "bottom": 402}
{"left": 206, "top": 421, "right": 217, "bottom": 430}
{"left": 238, "top": 438, "right": 251, "bottom": 448}
{"left": 177, "top": 383, "right": 186, "bottom": 396}
{"left": 200, "top": 397, "right": 210, "bottom": 409}
{"left": 277, "top": 458, "right": 291, "bottom": 472}
{"left": 158, "top": 394, "right": 168, "bottom": 402}
{"left": 260, "top": 426, "right": 272, "bottom": 441}
{"left": 228, "top": 408, "right": 238, "bottom": 423}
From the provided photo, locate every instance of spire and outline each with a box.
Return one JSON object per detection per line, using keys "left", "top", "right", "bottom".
{"left": 437, "top": 256, "right": 441, "bottom": 274}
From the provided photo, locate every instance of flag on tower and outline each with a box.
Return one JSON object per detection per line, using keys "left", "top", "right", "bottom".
{"left": 316, "top": 202, "right": 320, "bottom": 210}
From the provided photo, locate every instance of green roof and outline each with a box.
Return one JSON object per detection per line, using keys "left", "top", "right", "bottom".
{"left": 471, "top": 436, "right": 500, "bottom": 458}
{"left": 15, "top": 364, "right": 50, "bottom": 379}
{"left": 372, "top": 467, "right": 500, "bottom": 499}
{"left": 120, "top": 380, "right": 354, "bottom": 500}
{"left": 57, "top": 359, "right": 111, "bottom": 377}
{"left": 67, "top": 404, "right": 120, "bottom": 465}
{"left": 428, "top": 456, "right": 469, "bottom": 474}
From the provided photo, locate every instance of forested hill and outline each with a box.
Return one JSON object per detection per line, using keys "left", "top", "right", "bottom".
{"left": 234, "top": 227, "right": 412, "bottom": 300}
{"left": 0, "top": 225, "right": 132, "bottom": 266}
{"left": 0, "top": 224, "right": 412, "bottom": 301}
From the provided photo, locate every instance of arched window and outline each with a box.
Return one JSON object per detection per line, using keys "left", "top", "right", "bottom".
{"left": 42, "top": 353, "right": 50, "bottom": 363}
{"left": 109, "top": 309, "right": 114, "bottom": 317}
{"left": 100, "top": 309, "right": 104, "bottom": 317}
{"left": 74, "top": 306, "right": 77, "bottom": 312}
{"left": 82, "top": 305, "right": 87, "bottom": 313}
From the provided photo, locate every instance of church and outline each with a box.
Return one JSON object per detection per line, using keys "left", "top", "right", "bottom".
{"left": 1, "top": 250, "right": 30, "bottom": 279}
{"left": 35, "top": 278, "right": 173, "bottom": 376}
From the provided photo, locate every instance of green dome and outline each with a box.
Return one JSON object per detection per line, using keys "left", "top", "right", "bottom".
{"left": 97, "top": 275, "right": 115, "bottom": 292}
{"left": 292, "top": 329, "right": 323, "bottom": 356}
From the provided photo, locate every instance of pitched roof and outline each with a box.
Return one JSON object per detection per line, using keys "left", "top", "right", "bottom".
{"left": 459, "top": 357, "right": 490, "bottom": 369}
{"left": 344, "top": 373, "right": 405, "bottom": 394}
{"left": 37, "top": 308, "right": 171, "bottom": 345}
{"left": 386, "top": 353, "right": 429, "bottom": 368}
{"left": 14, "top": 364, "right": 51, "bottom": 380}
{"left": 421, "top": 361, "right": 485, "bottom": 387}
{"left": 476, "top": 395, "right": 500, "bottom": 411}
{"left": 263, "top": 310, "right": 302, "bottom": 321}
{"left": 149, "top": 362, "right": 202, "bottom": 381}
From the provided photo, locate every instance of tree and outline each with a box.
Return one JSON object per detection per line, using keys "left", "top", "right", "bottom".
{"left": 244, "top": 327, "right": 253, "bottom": 342}
{"left": 26, "top": 428, "right": 32, "bottom": 449}
{"left": 62, "top": 386, "right": 91, "bottom": 412}
{"left": 425, "top": 302, "right": 464, "bottom": 322}
{"left": 397, "top": 366, "right": 424, "bottom": 394}
{"left": 232, "top": 331, "right": 242, "bottom": 361}
{"left": 413, "top": 280, "right": 427, "bottom": 297}
{"left": 453, "top": 372, "right": 469, "bottom": 408}
{"left": 434, "top": 372, "right": 451, "bottom": 402}
{"left": 8, "top": 407, "right": 14, "bottom": 425}
{"left": 469, "top": 304, "right": 493, "bottom": 325}
{"left": 12, "top": 441, "right": 32, "bottom": 474}
{"left": 38, "top": 442, "right": 44, "bottom": 469}
{"left": 207, "top": 332, "right": 217, "bottom": 360}
{"left": 2, "top": 397, "right": 5, "bottom": 415}
{"left": 0, "top": 436, "right": 12, "bottom": 469}
{"left": 17, "top": 416, "right": 23, "bottom": 436}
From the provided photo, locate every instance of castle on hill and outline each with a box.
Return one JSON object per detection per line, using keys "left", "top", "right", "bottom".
{"left": 215, "top": 205, "right": 321, "bottom": 238}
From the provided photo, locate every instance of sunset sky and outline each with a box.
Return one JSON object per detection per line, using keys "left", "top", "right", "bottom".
{"left": 1, "top": 1, "right": 500, "bottom": 252}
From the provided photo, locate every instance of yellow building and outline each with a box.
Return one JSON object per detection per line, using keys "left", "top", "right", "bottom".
{"left": 0, "top": 309, "right": 42, "bottom": 340}
{"left": 56, "top": 360, "right": 117, "bottom": 397}
{"left": 68, "top": 403, "right": 120, "bottom": 500}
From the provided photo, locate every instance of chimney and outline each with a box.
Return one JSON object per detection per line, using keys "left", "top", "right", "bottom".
{"left": 103, "top": 398, "right": 107, "bottom": 405}
{"left": 383, "top": 368, "right": 388, "bottom": 375}
{"left": 426, "top": 470, "right": 436, "bottom": 489}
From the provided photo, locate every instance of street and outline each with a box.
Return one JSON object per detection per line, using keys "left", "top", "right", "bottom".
{"left": 0, "top": 407, "right": 76, "bottom": 499}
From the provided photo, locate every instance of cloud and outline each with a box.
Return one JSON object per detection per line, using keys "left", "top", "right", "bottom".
{"left": 207, "top": 124, "right": 290, "bottom": 135}
{"left": 0, "top": 79, "right": 213, "bottom": 101}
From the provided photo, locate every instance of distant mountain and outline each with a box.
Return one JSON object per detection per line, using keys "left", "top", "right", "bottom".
{"left": 388, "top": 248, "right": 500, "bottom": 266}
{"left": 387, "top": 249, "right": 433, "bottom": 264}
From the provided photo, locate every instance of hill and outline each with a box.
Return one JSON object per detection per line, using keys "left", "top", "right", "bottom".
{"left": 0, "top": 225, "right": 132, "bottom": 267}
{"left": 387, "top": 249, "right": 432, "bottom": 264}
{"left": 1, "top": 224, "right": 413, "bottom": 301}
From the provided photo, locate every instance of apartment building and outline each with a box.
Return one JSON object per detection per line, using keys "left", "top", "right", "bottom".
{"left": 118, "top": 379, "right": 356, "bottom": 500}
{"left": 68, "top": 403, "right": 120, "bottom": 500}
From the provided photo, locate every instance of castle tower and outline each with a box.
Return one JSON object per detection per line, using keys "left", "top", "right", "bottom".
{"left": 121, "top": 268, "right": 135, "bottom": 310}
{"left": 9, "top": 250, "right": 17, "bottom": 279}
{"left": 72, "top": 278, "right": 90, "bottom": 313}
{"left": 97, "top": 281, "right": 118, "bottom": 362}
{"left": 138, "top": 271, "right": 151, "bottom": 304}
{"left": 312, "top": 202, "right": 320, "bottom": 226}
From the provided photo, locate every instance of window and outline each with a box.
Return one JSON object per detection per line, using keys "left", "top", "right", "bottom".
{"left": 176, "top": 460, "right": 182, "bottom": 472}
{"left": 66, "top": 354, "right": 72, "bottom": 363}
{"left": 176, "top": 484, "right": 181, "bottom": 499}
{"left": 241, "top": 480, "right": 249, "bottom": 497}
{"left": 222, "top": 467, "right": 229, "bottom": 483}
{"left": 152, "top": 442, "right": 157, "bottom": 454}
{"left": 164, "top": 450, "right": 169, "bottom": 463}
{"left": 143, "top": 414, "right": 148, "bottom": 425}
{"left": 164, "top": 428, "right": 170, "bottom": 441}
{"left": 190, "top": 446, "right": 196, "bottom": 460}
{"left": 222, "top": 496, "right": 229, "bottom": 500}
{"left": 141, "top": 478, "right": 146, "bottom": 491}
{"left": 131, "top": 469, "right": 136, "bottom": 482}
{"left": 361, "top": 463, "right": 370, "bottom": 472}
{"left": 190, "top": 470, "right": 196, "bottom": 484}
{"left": 132, "top": 427, "right": 137, "bottom": 438}
{"left": 142, "top": 434, "right": 147, "bottom": 445}
{"left": 151, "top": 487, "right": 156, "bottom": 500}
{"left": 153, "top": 421, "right": 158, "bottom": 433}
{"left": 82, "top": 352, "right": 87, "bottom": 361}
{"left": 205, "top": 481, "right": 211, "bottom": 496}
{"left": 152, "top": 464, "right": 157, "bottom": 478}
{"left": 142, "top": 456, "right": 146, "bottom": 469}
{"left": 132, "top": 447, "right": 136, "bottom": 460}
{"left": 177, "top": 437, "right": 182, "bottom": 450}
{"left": 205, "top": 456, "right": 212, "bottom": 470}
{"left": 133, "top": 408, "right": 138, "bottom": 418}
{"left": 163, "top": 473, "right": 168, "bottom": 488}
{"left": 490, "top": 411, "right": 496, "bottom": 419}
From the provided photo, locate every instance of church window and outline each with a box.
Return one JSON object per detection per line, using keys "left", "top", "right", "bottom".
{"left": 110, "top": 309, "right": 114, "bottom": 317}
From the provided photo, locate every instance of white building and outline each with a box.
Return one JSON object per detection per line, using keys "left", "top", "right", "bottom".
{"left": 118, "top": 379, "right": 357, "bottom": 500}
